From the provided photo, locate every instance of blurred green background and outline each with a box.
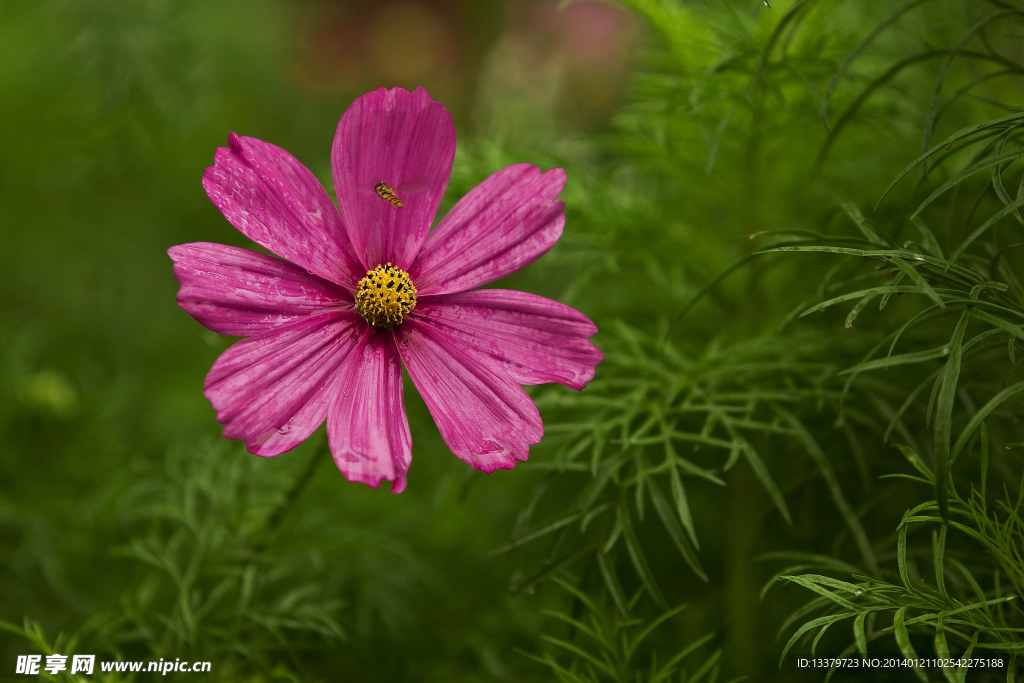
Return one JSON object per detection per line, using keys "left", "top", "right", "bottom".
{"left": 0, "top": 2, "right": 655, "bottom": 679}
{"left": 4, "top": 0, "right": 1024, "bottom": 681}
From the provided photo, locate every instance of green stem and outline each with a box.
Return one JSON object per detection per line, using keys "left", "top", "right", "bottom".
{"left": 266, "top": 439, "right": 329, "bottom": 534}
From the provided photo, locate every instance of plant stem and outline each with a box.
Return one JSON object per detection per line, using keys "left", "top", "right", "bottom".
{"left": 266, "top": 438, "right": 328, "bottom": 534}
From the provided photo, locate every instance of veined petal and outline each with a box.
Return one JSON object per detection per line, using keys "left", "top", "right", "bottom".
{"left": 327, "top": 330, "right": 411, "bottom": 493}
{"left": 412, "top": 289, "right": 603, "bottom": 391}
{"left": 331, "top": 87, "right": 455, "bottom": 270}
{"left": 169, "top": 242, "right": 352, "bottom": 337}
{"left": 410, "top": 164, "right": 566, "bottom": 295}
{"left": 396, "top": 318, "right": 543, "bottom": 473}
{"left": 205, "top": 310, "right": 365, "bottom": 456}
{"left": 203, "top": 133, "right": 364, "bottom": 288}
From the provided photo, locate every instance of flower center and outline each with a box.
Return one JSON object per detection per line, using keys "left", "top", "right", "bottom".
{"left": 356, "top": 263, "right": 418, "bottom": 326}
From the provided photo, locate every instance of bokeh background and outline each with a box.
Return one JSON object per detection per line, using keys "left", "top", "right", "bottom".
{"left": 4, "top": 0, "right": 1024, "bottom": 681}
{"left": 0, "top": 2, "right": 647, "bottom": 679}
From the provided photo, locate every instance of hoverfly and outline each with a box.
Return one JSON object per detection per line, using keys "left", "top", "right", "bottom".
{"left": 374, "top": 182, "right": 404, "bottom": 208}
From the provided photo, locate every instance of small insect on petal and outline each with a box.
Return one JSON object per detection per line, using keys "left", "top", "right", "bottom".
{"left": 375, "top": 182, "right": 404, "bottom": 208}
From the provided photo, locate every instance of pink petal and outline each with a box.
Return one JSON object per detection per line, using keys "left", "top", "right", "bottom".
{"left": 412, "top": 290, "right": 603, "bottom": 391}
{"left": 169, "top": 242, "right": 352, "bottom": 337}
{"left": 409, "top": 164, "right": 566, "bottom": 295}
{"left": 205, "top": 311, "right": 366, "bottom": 456}
{"left": 395, "top": 318, "right": 543, "bottom": 473}
{"left": 331, "top": 87, "right": 455, "bottom": 271}
{"left": 327, "top": 330, "right": 411, "bottom": 493}
{"left": 203, "top": 133, "right": 364, "bottom": 289}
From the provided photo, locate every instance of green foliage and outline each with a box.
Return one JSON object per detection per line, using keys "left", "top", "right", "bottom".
{"left": 753, "top": 2, "right": 1024, "bottom": 672}
{"left": 510, "top": 0, "right": 1024, "bottom": 680}
{"left": 522, "top": 579, "right": 734, "bottom": 683}
{"left": 495, "top": 323, "right": 878, "bottom": 587}
{"left": 0, "top": 620, "right": 131, "bottom": 682}
{"left": 771, "top": 446, "right": 1024, "bottom": 677}
{"left": 88, "top": 440, "right": 345, "bottom": 678}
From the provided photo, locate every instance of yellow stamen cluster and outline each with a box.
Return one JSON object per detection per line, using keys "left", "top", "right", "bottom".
{"left": 356, "top": 263, "right": 417, "bottom": 326}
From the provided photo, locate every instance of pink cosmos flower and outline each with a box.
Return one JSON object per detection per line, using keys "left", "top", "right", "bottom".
{"left": 168, "top": 87, "right": 603, "bottom": 493}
